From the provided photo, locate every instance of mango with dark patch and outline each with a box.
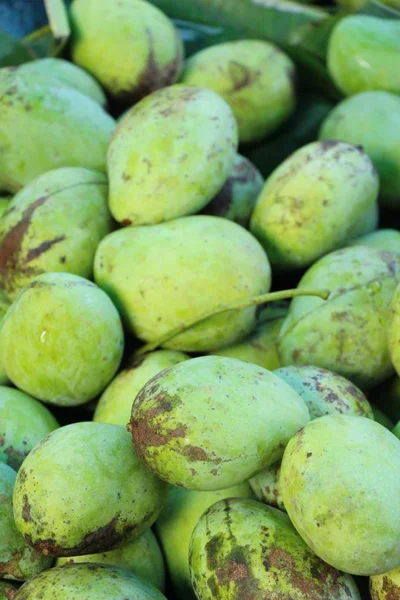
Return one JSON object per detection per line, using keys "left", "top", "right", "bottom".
{"left": 107, "top": 86, "right": 238, "bottom": 226}
{"left": 0, "top": 581, "right": 17, "bottom": 599}
{"left": 129, "top": 356, "right": 309, "bottom": 491}
{"left": 250, "top": 141, "right": 378, "bottom": 270}
{"left": 278, "top": 246, "right": 400, "bottom": 389}
{"left": 13, "top": 422, "right": 167, "bottom": 558}
{"left": 182, "top": 39, "right": 296, "bottom": 144}
{"left": 370, "top": 566, "right": 400, "bottom": 599}
{"left": 281, "top": 415, "right": 400, "bottom": 575}
{"left": 189, "top": 497, "right": 360, "bottom": 599}
{"left": 94, "top": 216, "right": 271, "bottom": 352}
{"left": 0, "top": 462, "right": 52, "bottom": 581}
{"left": 0, "top": 168, "right": 112, "bottom": 301}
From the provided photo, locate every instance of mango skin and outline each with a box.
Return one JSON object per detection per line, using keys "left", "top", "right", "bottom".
{"left": 94, "top": 350, "right": 189, "bottom": 427}
{"left": 182, "top": 40, "right": 296, "bottom": 144}
{"left": 250, "top": 140, "right": 378, "bottom": 270}
{"left": 0, "top": 168, "right": 112, "bottom": 301}
{"left": 0, "top": 386, "right": 58, "bottom": 471}
{"left": 0, "top": 462, "right": 52, "bottom": 581}
{"left": 0, "top": 581, "right": 16, "bottom": 599}
{"left": 320, "top": 91, "right": 400, "bottom": 209}
{"left": 0, "top": 272, "right": 124, "bottom": 407}
{"left": 130, "top": 356, "right": 309, "bottom": 491}
{"left": 108, "top": 85, "right": 237, "bottom": 225}
{"left": 370, "top": 567, "right": 400, "bottom": 599}
{"left": 279, "top": 247, "right": 400, "bottom": 389}
{"left": 56, "top": 529, "right": 165, "bottom": 592}
{"left": 387, "top": 283, "right": 400, "bottom": 381}
{"left": 0, "top": 196, "right": 10, "bottom": 219}
{"left": 189, "top": 498, "right": 360, "bottom": 600}
{"left": 328, "top": 16, "right": 400, "bottom": 97}
{"left": 154, "top": 483, "right": 253, "bottom": 600}
{"left": 281, "top": 415, "right": 400, "bottom": 575}
{"left": 13, "top": 563, "right": 167, "bottom": 599}
{"left": 0, "top": 296, "right": 10, "bottom": 385}
{"left": 13, "top": 422, "right": 167, "bottom": 557}
{"left": 0, "top": 68, "right": 115, "bottom": 192}
{"left": 70, "top": 0, "right": 183, "bottom": 105}
{"left": 94, "top": 216, "right": 271, "bottom": 352}
{"left": 348, "top": 229, "right": 400, "bottom": 255}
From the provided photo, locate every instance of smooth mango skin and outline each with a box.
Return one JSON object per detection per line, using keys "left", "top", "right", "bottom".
{"left": 182, "top": 40, "right": 296, "bottom": 144}
{"left": 94, "top": 216, "right": 271, "bottom": 352}
{"left": 388, "top": 283, "right": 400, "bottom": 378}
{"left": 108, "top": 85, "right": 237, "bottom": 226}
{"left": 154, "top": 482, "right": 253, "bottom": 600}
{"left": 94, "top": 350, "right": 189, "bottom": 427}
{"left": 18, "top": 58, "right": 106, "bottom": 106}
{"left": 319, "top": 92, "right": 400, "bottom": 209}
{"left": 0, "top": 68, "right": 115, "bottom": 193}
{"left": 13, "top": 564, "right": 167, "bottom": 599}
{"left": 0, "top": 168, "right": 112, "bottom": 301}
{"left": 0, "top": 462, "right": 52, "bottom": 581}
{"left": 130, "top": 356, "right": 309, "bottom": 491}
{"left": 0, "top": 273, "right": 124, "bottom": 407}
{"left": 348, "top": 229, "right": 400, "bottom": 255}
{"left": 281, "top": 415, "right": 400, "bottom": 575}
{"left": 370, "top": 568, "right": 400, "bottom": 599}
{"left": 328, "top": 16, "right": 400, "bottom": 97}
{"left": 0, "top": 581, "right": 16, "bottom": 598}
{"left": 56, "top": 529, "right": 165, "bottom": 592}
{"left": 13, "top": 422, "right": 167, "bottom": 557}
{"left": 201, "top": 154, "right": 264, "bottom": 228}
{"left": 250, "top": 141, "right": 378, "bottom": 270}
{"left": 0, "top": 386, "right": 58, "bottom": 471}
{"left": 189, "top": 498, "right": 360, "bottom": 600}
{"left": 70, "top": 0, "right": 183, "bottom": 105}
{"left": 278, "top": 247, "right": 400, "bottom": 389}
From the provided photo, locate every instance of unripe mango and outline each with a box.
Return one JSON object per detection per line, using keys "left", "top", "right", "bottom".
{"left": 348, "top": 229, "right": 400, "bottom": 255}
{"left": 387, "top": 283, "right": 400, "bottom": 379}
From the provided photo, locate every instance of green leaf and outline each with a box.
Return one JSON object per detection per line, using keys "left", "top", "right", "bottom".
{"left": 43, "top": 0, "right": 70, "bottom": 53}
{"left": 0, "top": 29, "right": 33, "bottom": 67}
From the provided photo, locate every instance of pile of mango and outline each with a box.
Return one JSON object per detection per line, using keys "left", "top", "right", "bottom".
{"left": 0, "top": 0, "right": 400, "bottom": 598}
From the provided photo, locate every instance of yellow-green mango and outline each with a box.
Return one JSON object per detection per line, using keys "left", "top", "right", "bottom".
{"left": 328, "top": 16, "right": 400, "bottom": 96}
{"left": 388, "top": 282, "right": 400, "bottom": 378}
{"left": 0, "top": 294, "right": 10, "bottom": 385}
{"left": 281, "top": 415, "right": 400, "bottom": 575}
{"left": 94, "top": 350, "right": 189, "bottom": 427}
{"left": 130, "top": 356, "right": 309, "bottom": 491}
{"left": 250, "top": 141, "right": 378, "bottom": 270}
{"left": 348, "top": 229, "right": 400, "bottom": 254}
{"left": 0, "top": 68, "right": 115, "bottom": 193}
{"left": 70, "top": 0, "right": 183, "bottom": 104}
{"left": 189, "top": 497, "right": 360, "bottom": 599}
{"left": 13, "top": 422, "right": 167, "bottom": 557}
{"left": 107, "top": 86, "right": 238, "bottom": 225}
{"left": 94, "top": 216, "right": 271, "bottom": 352}
{"left": 182, "top": 40, "right": 296, "bottom": 144}
{"left": 154, "top": 483, "right": 253, "bottom": 600}
{"left": 370, "top": 567, "right": 400, "bottom": 599}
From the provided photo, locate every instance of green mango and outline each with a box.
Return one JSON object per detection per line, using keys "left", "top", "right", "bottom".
{"left": 201, "top": 154, "right": 264, "bottom": 228}
{"left": 328, "top": 16, "right": 400, "bottom": 97}
{"left": 154, "top": 482, "right": 253, "bottom": 600}
{"left": 0, "top": 273, "right": 124, "bottom": 407}
{"left": 319, "top": 91, "right": 400, "bottom": 209}
{"left": 189, "top": 497, "right": 360, "bottom": 599}
{"left": 371, "top": 404, "right": 394, "bottom": 431}
{"left": 387, "top": 283, "right": 400, "bottom": 379}
{"left": 107, "top": 86, "right": 238, "bottom": 225}
{"left": 281, "top": 415, "right": 400, "bottom": 575}
{"left": 94, "top": 216, "right": 271, "bottom": 352}
{"left": 0, "top": 386, "right": 58, "bottom": 471}
{"left": 0, "top": 295, "right": 10, "bottom": 386}
{"left": 0, "top": 462, "right": 52, "bottom": 580}
{"left": 250, "top": 141, "right": 378, "bottom": 270}
{"left": 56, "top": 529, "right": 165, "bottom": 592}
{"left": 13, "top": 422, "right": 167, "bottom": 557}
{"left": 70, "top": 0, "right": 183, "bottom": 105}
{"left": 181, "top": 39, "right": 296, "bottom": 144}
{"left": 348, "top": 229, "right": 400, "bottom": 254}
{"left": 129, "top": 355, "right": 309, "bottom": 491}
{"left": 0, "top": 581, "right": 16, "bottom": 599}
{"left": 0, "top": 196, "right": 10, "bottom": 219}
{"left": 0, "top": 168, "right": 112, "bottom": 301}
{"left": 94, "top": 350, "right": 189, "bottom": 427}
{"left": 278, "top": 247, "right": 400, "bottom": 388}
{"left": 370, "top": 567, "right": 400, "bottom": 599}
{"left": 0, "top": 68, "right": 115, "bottom": 193}
{"left": 13, "top": 564, "right": 167, "bottom": 599}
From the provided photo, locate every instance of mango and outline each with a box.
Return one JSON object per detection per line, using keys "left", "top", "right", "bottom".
{"left": 281, "top": 415, "right": 400, "bottom": 575}
{"left": 0, "top": 273, "right": 124, "bottom": 407}
{"left": 250, "top": 141, "right": 378, "bottom": 270}
{"left": 388, "top": 283, "right": 400, "bottom": 379}
{"left": 328, "top": 16, "right": 400, "bottom": 96}
{"left": 13, "top": 422, "right": 167, "bottom": 557}
{"left": 348, "top": 229, "right": 400, "bottom": 254}
{"left": 0, "top": 582, "right": 16, "bottom": 599}
{"left": 0, "top": 168, "right": 112, "bottom": 301}
{"left": 0, "top": 196, "right": 10, "bottom": 219}
{"left": 107, "top": 86, "right": 238, "bottom": 225}
{"left": 94, "top": 216, "right": 271, "bottom": 352}
{"left": 0, "top": 295, "right": 10, "bottom": 385}
{"left": 189, "top": 497, "right": 360, "bottom": 599}
{"left": 393, "top": 421, "right": 400, "bottom": 439}
{"left": 370, "top": 567, "right": 400, "bottom": 599}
